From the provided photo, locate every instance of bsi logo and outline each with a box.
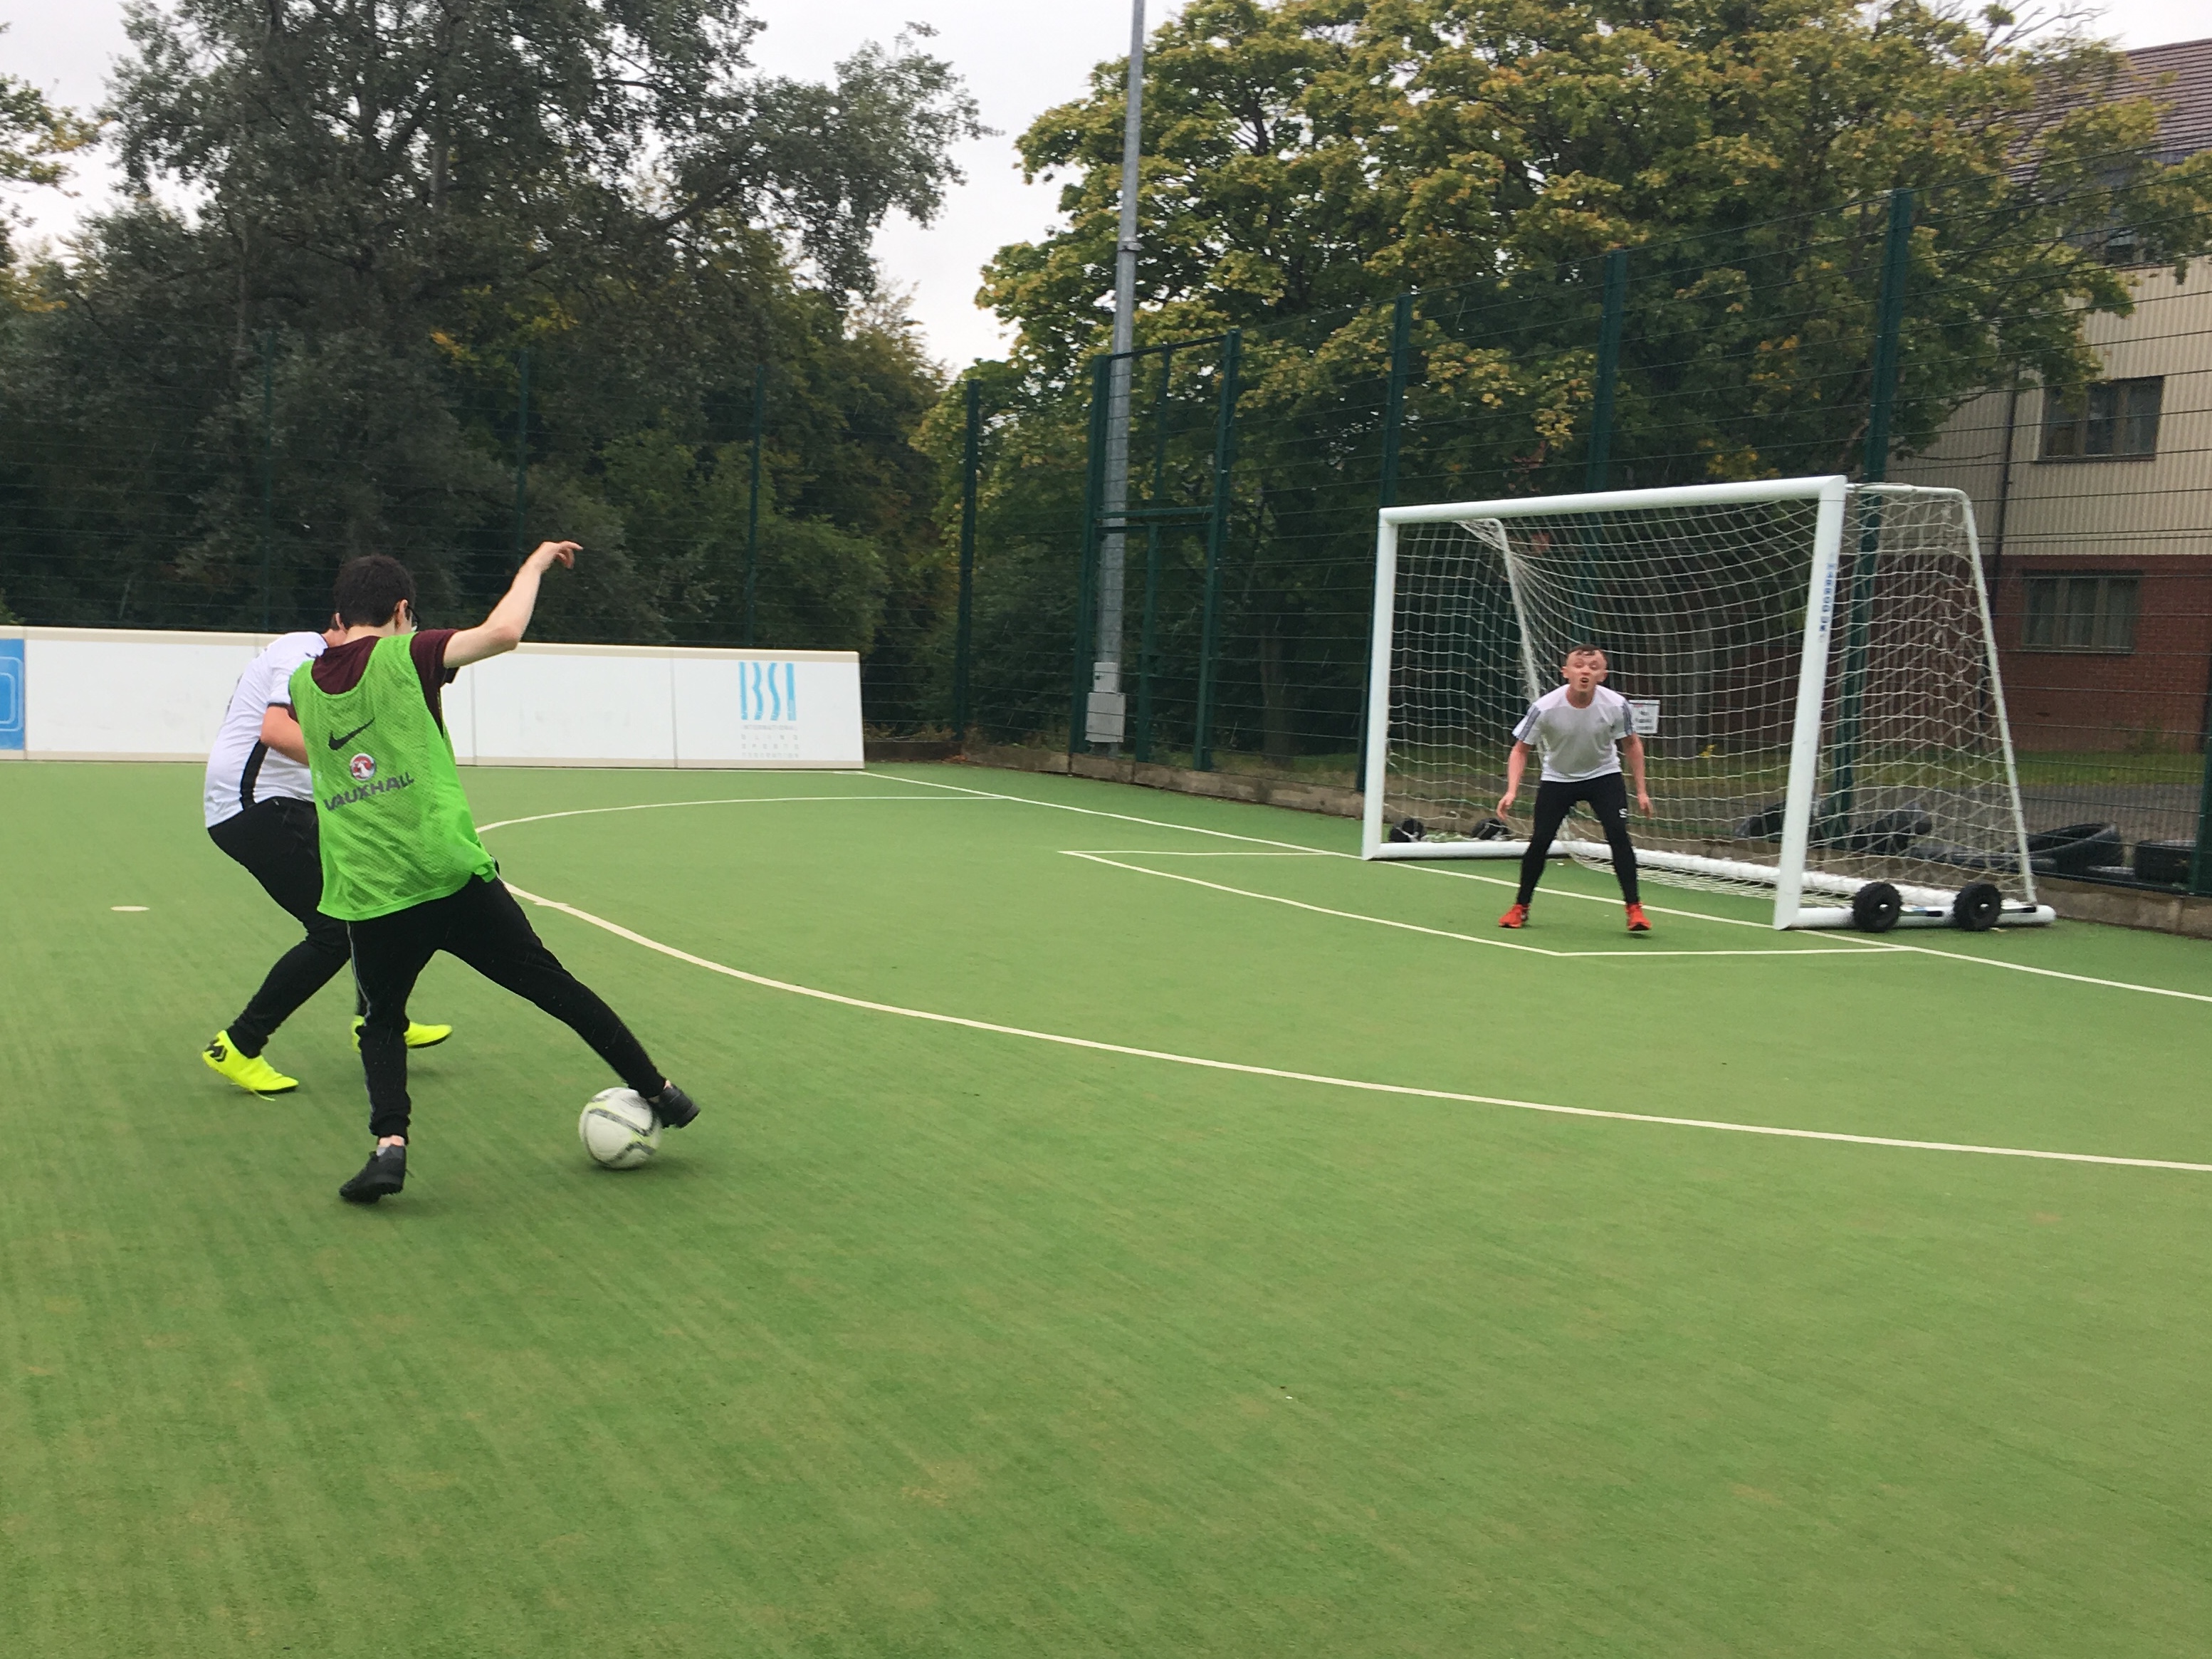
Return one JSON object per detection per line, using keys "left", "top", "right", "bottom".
{"left": 740, "top": 661, "right": 798, "bottom": 723}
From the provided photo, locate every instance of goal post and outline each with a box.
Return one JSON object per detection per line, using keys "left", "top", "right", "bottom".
{"left": 1361, "top": 476, "right": 2055, "bottom": 932}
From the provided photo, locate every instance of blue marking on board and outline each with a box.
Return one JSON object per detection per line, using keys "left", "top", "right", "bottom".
{"left": 741, "top": 661, "right": 799, "bottom": 723}
{"left": 0, "top": 639, "right": 22, "bottom": 750}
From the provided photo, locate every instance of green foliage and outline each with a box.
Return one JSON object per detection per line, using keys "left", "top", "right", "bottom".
{"left": 0, "top": 26, "right": 97, "bottom": 288}
{"left": 0, "top": 1, "right": 975, "bottom": 722}
{"left": 984, "top": 0, "right": 2212, "bottom": 473}
{"left": 940, "top": 0, "right": 2212, "bottom": 760}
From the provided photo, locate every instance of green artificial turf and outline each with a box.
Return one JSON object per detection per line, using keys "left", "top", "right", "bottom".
{"left": 3, "top": 760, "right": 2209, "bottom": 1657}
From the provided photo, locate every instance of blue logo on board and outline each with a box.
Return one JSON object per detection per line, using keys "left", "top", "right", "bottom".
{"left": 741, "top": 661, "right": 798, "bottom": 723}
{"left": 0, "top": 639, "right": 22, "bottom": 751}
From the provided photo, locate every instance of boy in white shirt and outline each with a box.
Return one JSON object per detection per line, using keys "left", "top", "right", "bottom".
{"left": 1496, "top": 644, "right": 1652, "bottom": 933}
{"left": 201, "top": 624, "right": 451, "bottom": 1094}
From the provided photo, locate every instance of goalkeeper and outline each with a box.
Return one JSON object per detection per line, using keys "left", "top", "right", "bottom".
{"left": 1495, "top": 645, "right": 1652, "bottom": 933}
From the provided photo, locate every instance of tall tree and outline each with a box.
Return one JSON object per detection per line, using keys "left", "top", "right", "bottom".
{"left": 0, "top": 29, "right": 95, "bottom": 278}
{"left": 0, "top": 1, "right": 977, "bottom": 688}
{"left": 947, "top": 0, "right": 2212, "bottom": 755}
{"left": 985, "top": 0, "right": 2212, "bottom": 461}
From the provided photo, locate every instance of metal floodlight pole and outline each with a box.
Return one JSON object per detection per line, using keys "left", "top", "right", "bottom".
{"left": 1091, "top": 0, "right": 1146, "bottom": 754}
{"left": 1071, "top": 357, "right": 1113, "bottom": 756}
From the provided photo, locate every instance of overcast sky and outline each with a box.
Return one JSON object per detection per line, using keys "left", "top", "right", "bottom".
{"left": 1, "top": 0, "right": 2202, "bottom": 370}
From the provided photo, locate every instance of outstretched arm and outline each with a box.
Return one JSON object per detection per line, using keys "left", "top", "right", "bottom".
{"left": 447, "top": 541, "right": 580, "bottom": 669}
{"left": 1622, "top": 732, "right": 1652, "bottom": 815}
{"left": 1499, "top": 740, "right": 1532, "bottom": 815}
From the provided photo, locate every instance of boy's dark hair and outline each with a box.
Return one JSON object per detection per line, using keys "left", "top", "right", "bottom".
{"left": 1564, "top": 642, "right": 1608, "bottom": 661}
{"left": 332, "top": 555, "right": 417, "bottom": 629}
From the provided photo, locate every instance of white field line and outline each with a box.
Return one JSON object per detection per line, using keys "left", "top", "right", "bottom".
{"left": 1068, "top": 849, "right": 1336, "bottom": 857}
{"left": 501, "top": 881, "right": 2212, "bottom": 1176}
{"left": 1062, "top": 853, "right": 1887, "bottom": 960}
{"left": 476, "top": 793, "right": 985, "bottom": 834}
{"left": 881, "top": 773, "right": 1775, "bottom": 929}
{"left": 881, "top": 771, "right": 2212, "bottom": 1007}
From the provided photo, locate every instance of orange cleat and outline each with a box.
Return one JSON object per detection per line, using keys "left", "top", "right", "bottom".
{"left": 1625, "top": 902, "right": 1652, "bottom": 933}
{"left": 1498, "top": 903, "right": 1529, "bottom": 929}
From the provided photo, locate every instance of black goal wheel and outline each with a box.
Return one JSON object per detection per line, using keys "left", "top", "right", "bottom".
{"left": 1850, "top": 881, "right": 1902, "bottom": 933}
{"left": 1388, "top": 817, "right": 1427, "bottom": 844}
{"left": 1951, "top": 881, "right": 2003, "bottom": 932}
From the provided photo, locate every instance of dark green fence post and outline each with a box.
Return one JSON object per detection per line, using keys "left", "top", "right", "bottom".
{"left": 1379, "top": 294, "right": 1414, "bottom": 508}
{"left": 1133, "top": 347, "right": 1175, "bottom": 763}
{"left": 2191, "top": 739, "right": 2212, "bottom": 897}
{"left": 257, "top": 331, "right": 275, "bottom": 630}
{"left": 953, "top": 377, "right": 980, "bottom": 742}
{"left": 743, "top": 362, "right": 766, "bottom": 648}
{"left": 1070, "top": 356, "right": 1112, "bottom": 756}
{"left": 512, "top": 347, "right": 531, "bottom": 565}
{"left": 1824, "top": 187, "right": 1916, "bottom": 835}
{"left": 1191, "top": 329, "right": 1242, "bottom": 773}
{"left": 1356, "top": 294, "right": 1415, "bottom": 783}
{"left": 1584, "top": 248, "right": 1628, "bottom": 492}
{"left": 1568, "top": 250, "right": 1630, "bottom": 643}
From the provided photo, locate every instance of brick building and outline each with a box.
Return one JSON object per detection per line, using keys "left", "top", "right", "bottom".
{"left": 1894, "top": 38, "right": 2212, "bottom": 765}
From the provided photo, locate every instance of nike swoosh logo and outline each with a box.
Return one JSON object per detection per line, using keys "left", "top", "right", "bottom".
{"left": 327, "top": 718, "right": 376, "bottom": 750}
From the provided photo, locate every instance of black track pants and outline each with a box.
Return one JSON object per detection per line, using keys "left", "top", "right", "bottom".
{"left": 207, "top": 797, "right": 357, "bottom": 1056}
{"left": 1516, "top": 773, "right": 1640, "bottom": 906}
{"left": 347, "top": 875, "right": 665, "bottom": 1141}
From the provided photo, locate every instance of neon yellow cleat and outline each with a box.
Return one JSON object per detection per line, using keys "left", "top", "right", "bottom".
{"left": 352, "top": 1018, "right": 455, "bottom": 1051}
{"left": 202, "top": 1030, "right": 300, "bottom": 1095}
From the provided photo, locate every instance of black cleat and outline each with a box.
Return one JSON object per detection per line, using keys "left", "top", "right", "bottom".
{"left": 339, "top": 1144, "right": 407, "bottom": 1204}
{"left": 649, "top": 1082, "right": 699, "bottom": 1130}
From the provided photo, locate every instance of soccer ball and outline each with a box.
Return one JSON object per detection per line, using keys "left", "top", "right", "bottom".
{"left": 579, "top": 1088, "right": 660, "bottom": 1169}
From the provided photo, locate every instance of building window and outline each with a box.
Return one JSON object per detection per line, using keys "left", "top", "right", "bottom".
{"left": 2098, "top": 224, "right": 2142, "bottom": 266}
{"left": 2020, "top": 574, "right": 2139, "bottom": 652}
{"left": 2041, "top": 377, "right": 2162, "bottom": 459}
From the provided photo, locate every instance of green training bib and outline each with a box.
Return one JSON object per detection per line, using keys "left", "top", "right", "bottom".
{"left": 289, "top": 635, "right": 495, "bottom": 921}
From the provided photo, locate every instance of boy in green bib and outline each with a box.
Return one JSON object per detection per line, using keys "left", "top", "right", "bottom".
{"left": 291, "top": 548, "right": 698, "bottom": 1203}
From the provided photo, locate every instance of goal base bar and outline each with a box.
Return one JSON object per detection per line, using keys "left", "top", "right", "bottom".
{"left": 1787, "top": 903, "right": 2057, "bottom": 931}
{"left": 1363, "top": 837, "right": 2055, "bottom": 929}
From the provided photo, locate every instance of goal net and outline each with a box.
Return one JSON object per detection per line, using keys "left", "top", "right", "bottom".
{"left": 1360, "top": 477, "right": 2052, "bottom": 931}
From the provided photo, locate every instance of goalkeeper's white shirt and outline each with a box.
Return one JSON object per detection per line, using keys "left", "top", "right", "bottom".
{"left": 204, "top": 631, "right": 327, "bottom": 828}
{"left": 1513, "top": 684, "right": 1634, "bottom": 783}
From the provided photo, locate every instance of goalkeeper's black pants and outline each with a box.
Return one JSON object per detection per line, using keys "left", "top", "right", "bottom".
{"left": 1516, "top": 773, "right": 1640, "bottom": 906}
{"left": 207, "top": 797, "right": 360, "bottom": 1057}
{"left": 347, "top": 875, "right": 666, "bottom": 1141}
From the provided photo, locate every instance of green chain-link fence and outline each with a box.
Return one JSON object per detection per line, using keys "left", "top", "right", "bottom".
{"left": 5, "top": 184, "right": 2209, "bottom": 897}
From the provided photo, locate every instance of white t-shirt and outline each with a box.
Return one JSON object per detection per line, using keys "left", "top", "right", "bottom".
{"left": 204, "top": 632, "right": 327, "bottom": 828}
{"left": 1512, "top": 684, "right": 1633, "bottom": 783}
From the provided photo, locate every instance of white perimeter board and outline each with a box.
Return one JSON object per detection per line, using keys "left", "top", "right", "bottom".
{"left": 6, "top": 628, "right": 866, "bottom": 769}
{"left": 19, "top": 629, "right": 265, "bottom": 760}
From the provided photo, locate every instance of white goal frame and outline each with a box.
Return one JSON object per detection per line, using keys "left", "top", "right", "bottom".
{"left": 1360, "top": 476, "right": 2055, "bottom": 931}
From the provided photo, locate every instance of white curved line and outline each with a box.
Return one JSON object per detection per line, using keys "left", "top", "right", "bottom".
{"left": 503, "top": 882, "right": 2212, "bottom": 1176}
{"left": 476, "top": 792, "right": 980, "bottom": 834}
